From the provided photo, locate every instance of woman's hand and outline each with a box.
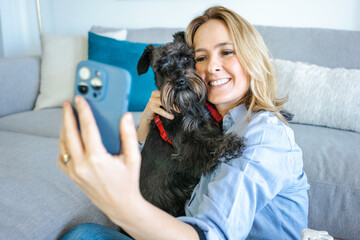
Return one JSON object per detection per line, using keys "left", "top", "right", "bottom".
{"left": 57, "top": 96, "right": 199, "bottom": 240}
{"left": 137, "top": 90, "right": 174, "bottom": 142}
{"left": 57, "top": 96, "right": 143, "bottom": 224}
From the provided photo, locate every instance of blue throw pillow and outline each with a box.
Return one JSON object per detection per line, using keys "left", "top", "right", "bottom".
{"left": 88, "top": 32, "right": 159, "bottom": 111}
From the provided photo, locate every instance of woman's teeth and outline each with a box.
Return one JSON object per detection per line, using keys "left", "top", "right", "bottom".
{"left": 209, "top": 78, "right": 230, "bottom": 86}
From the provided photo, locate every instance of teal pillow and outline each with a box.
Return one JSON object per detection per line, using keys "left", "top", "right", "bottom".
{"left": 88, "top": 32, "right": 159, "bottom": 111}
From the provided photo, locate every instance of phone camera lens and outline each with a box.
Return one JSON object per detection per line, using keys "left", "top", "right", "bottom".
{"left": 91, "top": 77, "right": 103, "bottom": 91}
{"left": 79, "top": 67, "right": 91, "bottom": 80}
{"left": 78, "top": 82, "right": 89, "bottom": 94}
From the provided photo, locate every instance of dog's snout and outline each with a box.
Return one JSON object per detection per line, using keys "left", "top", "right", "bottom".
{"left": 175, "top": 77, "right": 186, "bottom": 89}
{"left": 177, "top": 77, "right": 186, "bottom": 85}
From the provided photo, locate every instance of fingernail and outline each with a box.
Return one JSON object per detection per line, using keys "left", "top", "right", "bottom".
{"left": 74, "top": 95, "right": 80, "bottom": 104}
{"left": 126, "top": 113, "right": 134, "bottom": 125}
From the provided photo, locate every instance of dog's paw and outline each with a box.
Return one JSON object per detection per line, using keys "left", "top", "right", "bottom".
{"left": 215, "top": 134, "right": 246, "bottom": 162}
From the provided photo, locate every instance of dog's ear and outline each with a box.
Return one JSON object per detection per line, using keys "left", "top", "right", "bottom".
{"left": 137, "top": 44, "right": 154, "bottom": 75}
{"left": 172, "top": 31, "right": 185, "bottom": 43}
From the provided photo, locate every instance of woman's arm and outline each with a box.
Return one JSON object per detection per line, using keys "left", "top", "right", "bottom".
{"left": 137, "top": 90, "right": 174, "bottom": 142}
{"left": 117, "top": 197, "right": 199, "bottom": 240}
{"left": 58, "top": 96, "right": 197, "bottom": 240}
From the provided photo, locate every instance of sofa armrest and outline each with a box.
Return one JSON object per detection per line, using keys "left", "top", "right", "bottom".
{"left": 0, "top": 56, "right": 40, "bottom": 118}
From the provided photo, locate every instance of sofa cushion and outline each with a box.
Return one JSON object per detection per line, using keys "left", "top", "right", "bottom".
{"left": 0, "top": 131, "right": 117, "bottom": 240}
{"left": 0, "top": 108, "right": 63, "bottom": 138}
{"left": 290, "top": 123, "right": 360, "bottom": 239}
{"left": 273, "top": 59, "right": 360, "bottom": 132}
{"left": 126, "top": 27, "right": 184, "bottom": 44}
{"left": 0, "top": 56, "right": 40, "bottom": 118}
{"left": 0, "top": 108, "right": 143, "bottom": 138}
{"left": 255, "top": 25, "right": 360, "bottom": 69}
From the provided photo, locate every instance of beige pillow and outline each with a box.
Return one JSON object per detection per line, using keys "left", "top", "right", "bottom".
{"left": 272, "top": 58, "right": 360, "bottom": 132}
{"left": 34, "top": 29, "right": 127, "bottom": 110}
{"left": 34, "top": 34, "right": 88, "bottom": 110}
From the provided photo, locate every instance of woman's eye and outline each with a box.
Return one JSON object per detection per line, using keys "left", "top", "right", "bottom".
{"left": 195, "top": 56, "right": 206, "bottom": 63}
{"left": 222, "top": 50, "right": 234, "bottom": 56}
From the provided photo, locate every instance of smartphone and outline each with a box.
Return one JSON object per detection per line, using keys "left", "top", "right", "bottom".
{"left": 73, "top": 60, "right": 131, "bottom": 155}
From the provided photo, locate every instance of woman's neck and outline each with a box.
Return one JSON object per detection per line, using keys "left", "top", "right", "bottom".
{"left": 215, "top": 101, "right": 243, "bottom": 116}
{"left": 215, "top": 103, "right": 233, "bottom": 117}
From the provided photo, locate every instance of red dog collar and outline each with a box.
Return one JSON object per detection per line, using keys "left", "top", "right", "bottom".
{"left": 205, "top": 102, "right": 223, "bottom": 126}
{"left": 154, "top": 115, "right": 174, "bottom": 146}
{"left": 154, "top": 103, "right": 223, "bottom": 146}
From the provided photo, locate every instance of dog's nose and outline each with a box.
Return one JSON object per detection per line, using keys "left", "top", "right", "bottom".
{"left": 175, "top": 77, "right": 186, "bottom": 89}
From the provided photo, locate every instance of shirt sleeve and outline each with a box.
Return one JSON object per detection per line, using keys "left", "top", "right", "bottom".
{"left": 138, "top": 141, "right": 145, "bottom": 151}
{"left": 187, "top": 223, "right": 206, "bottom": 240}
{"left": 178, "top": 114, "right": 301, "bottom": 239}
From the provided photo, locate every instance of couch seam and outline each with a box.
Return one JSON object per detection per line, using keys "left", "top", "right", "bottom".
{"left": 0, "top": 129, "right": 59, "bottom": 139}
{"left": 309, "top": 180, "right": 360, "bottom": 191}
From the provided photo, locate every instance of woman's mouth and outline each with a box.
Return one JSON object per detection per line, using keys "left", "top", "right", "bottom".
{"left": 208, "top": 78, "right": 231, "bottom": 86}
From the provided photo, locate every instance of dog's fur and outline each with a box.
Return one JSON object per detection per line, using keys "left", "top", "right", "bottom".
{"left": 137, "top": 32, "right": 245, "bottom": 217}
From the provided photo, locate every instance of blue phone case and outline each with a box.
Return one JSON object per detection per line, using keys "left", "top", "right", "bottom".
{"left": 73, "top": 60, "right": 131, "bottom": 155}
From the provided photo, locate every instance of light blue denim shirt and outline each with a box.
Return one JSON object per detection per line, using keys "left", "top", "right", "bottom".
{"left": 177, "top": 104, "right": 310, "bottom": 240}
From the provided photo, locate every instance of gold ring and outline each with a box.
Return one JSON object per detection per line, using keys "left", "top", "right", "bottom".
{"left": 62, "top": 153, "right": 71, "bottom": 164}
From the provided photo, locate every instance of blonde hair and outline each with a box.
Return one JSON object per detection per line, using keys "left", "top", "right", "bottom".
{"left": 186, "top": 6, "right": 288, "bottom": 123}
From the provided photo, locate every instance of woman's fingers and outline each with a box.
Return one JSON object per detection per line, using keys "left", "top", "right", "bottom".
{"left": 154, "top": 107, "right": 174, "bottom": 120}
{"left": 58, "top": 127, "right": 66, "bottom": 154}
{"left": 151, "top": 90, "right": 161, "bottom": 98}
{"left": 120, "top": 113, "right": 141, "bottom": 169}
{"left": 57, "top": 128, "right": 69, "bottom": 166}
{"left": 62, "top": 100, "right": 84, "bottom": 161}
{"left": 146, "top": 90, "right": 174, "bottom": 120}
{"left": 74, "top": 96, "right": 106, "bottom": 155}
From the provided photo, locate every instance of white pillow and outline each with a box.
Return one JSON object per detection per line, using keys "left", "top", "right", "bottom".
{"left": 272, "top": 59, "right": 360, "bottom": 132}
{"left": 34, "top": 29, "right": 127, "bottom": 110}
{"left": 35, "top": 34, "right": 88, "bottom": 110}
{"left": 95, "top": 29, "right": 127, "bottom": 41}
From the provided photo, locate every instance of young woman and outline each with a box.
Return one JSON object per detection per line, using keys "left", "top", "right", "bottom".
{"left": 58, "top": 6, "right": 309, "bottom": 240}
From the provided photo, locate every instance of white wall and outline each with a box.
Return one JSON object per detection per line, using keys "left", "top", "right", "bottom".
{"left": 1, "top": 0, "right": 359, "bottom": 57}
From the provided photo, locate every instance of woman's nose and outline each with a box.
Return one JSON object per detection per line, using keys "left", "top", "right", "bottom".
{"left": 206, "top": 57, "right": 221, "bottom": 73}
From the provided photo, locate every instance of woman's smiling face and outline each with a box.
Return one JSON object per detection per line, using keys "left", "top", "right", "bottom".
{"left": 193, "top": 19, "right": 250, "bottom": 116}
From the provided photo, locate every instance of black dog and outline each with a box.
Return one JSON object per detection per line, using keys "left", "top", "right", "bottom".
{"left": 137, "top": 32, "right": 245, "bottom": 217}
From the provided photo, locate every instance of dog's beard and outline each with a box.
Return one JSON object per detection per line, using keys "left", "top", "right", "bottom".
{"left": 161, "top": 71, "right": 206, "bottom": 114}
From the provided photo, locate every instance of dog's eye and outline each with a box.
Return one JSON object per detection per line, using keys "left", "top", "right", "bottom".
{"left": 161, "top": 57, "right": 168, "bottom": 64}
{"left": 181, "top": 56, "right": 188, "bottom": 62}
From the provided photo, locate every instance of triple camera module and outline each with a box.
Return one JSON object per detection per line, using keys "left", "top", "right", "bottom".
{"left": 77, "top": 66, "right": 104, "bottom": 97}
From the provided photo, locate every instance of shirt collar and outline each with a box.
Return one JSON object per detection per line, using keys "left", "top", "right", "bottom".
{"left": 222, "top": 104, "right": 248, "bottom": 133}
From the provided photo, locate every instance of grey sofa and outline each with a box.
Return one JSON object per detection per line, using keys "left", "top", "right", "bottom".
{"left": 1, "top": 26, "right": 359, "bottom": 240}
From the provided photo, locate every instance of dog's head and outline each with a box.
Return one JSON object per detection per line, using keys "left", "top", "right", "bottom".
{"left": 137, "top": 31, "right": 206, "bottom": 114}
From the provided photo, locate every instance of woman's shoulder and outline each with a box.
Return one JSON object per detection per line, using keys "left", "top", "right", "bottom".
{"left": 230, "top": 106, "right": 297, "bottom": 151}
